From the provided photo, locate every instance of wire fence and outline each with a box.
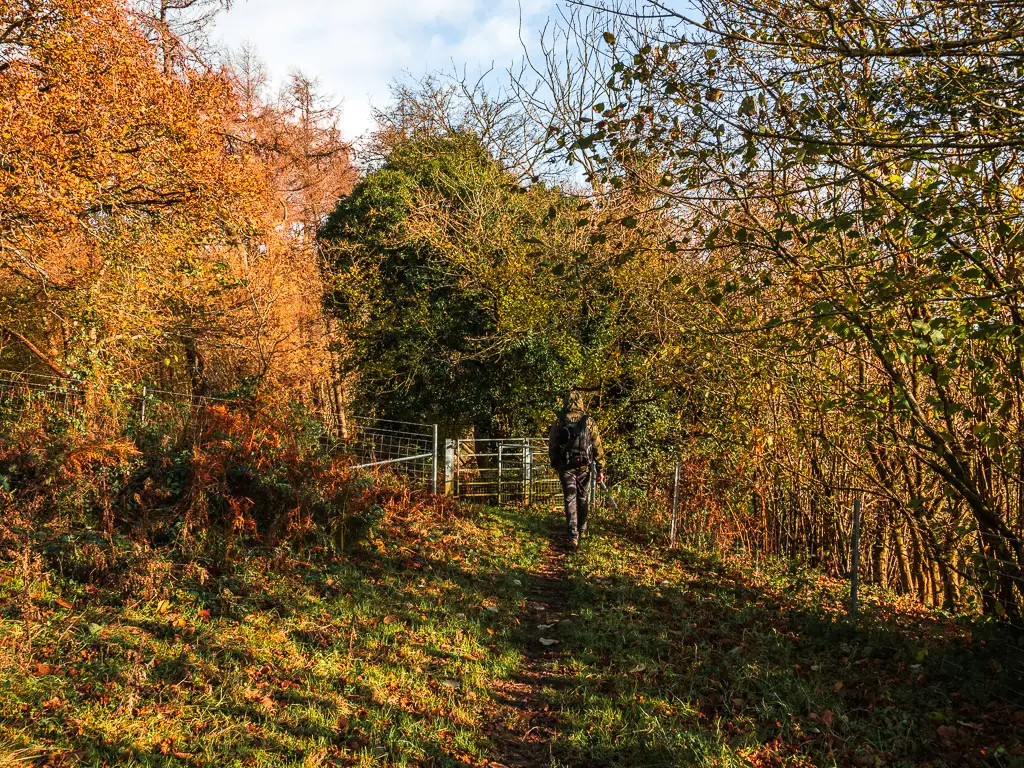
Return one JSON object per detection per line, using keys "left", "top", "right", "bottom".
{"left": 668, "top": 461, "right": 1024, "bottom": 635}
{"left": 0, "top": 369, "right": 251, "bottom": 447}
{"left": 0, "top": 371, "right": 446, "bottom": 492}
{"left": 0, "top": 371, "right": 574, "bottom": 505}
{"left": 0, "top": 371, "right": 85, "bottom": 418}
{"left": 339, "top": 416, "right": 438, "bottom": 493}
{"left": 975, "top": 530, "right": 1024, "bottom": 635}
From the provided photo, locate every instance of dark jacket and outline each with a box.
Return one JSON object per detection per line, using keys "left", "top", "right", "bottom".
{"left": 548, "top": 392, "right": 605, "bottom": 472}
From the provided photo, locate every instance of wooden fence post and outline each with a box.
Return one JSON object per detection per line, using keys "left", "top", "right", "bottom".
{"left": 671, "top": 462, "right": 680, "bottom": 547}
{"left": 523, "top": 444, "right": 532, "bottom": 506}
{"left": 431, "top": 424, "right": 438, "bottom": 494}
{"left": 444, "top": 439, "right": 455, "bottom": 495}
{"left": 498, "top": 445, "right": 505, "bottom": 506}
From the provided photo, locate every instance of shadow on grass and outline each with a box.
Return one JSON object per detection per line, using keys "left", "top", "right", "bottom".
{"left": 7, "top": 501, "right": 1022, "bottom": 768}
{"left": 541, "top": 532, "right": 1024, "bottom": 767}
{"left": 343, "top": 505, "right": 1024, "bottom": 767}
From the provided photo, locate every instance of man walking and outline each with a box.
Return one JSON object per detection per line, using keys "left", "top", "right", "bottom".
{"left": 548, "top": 391, "right": 605, "bottom": 548}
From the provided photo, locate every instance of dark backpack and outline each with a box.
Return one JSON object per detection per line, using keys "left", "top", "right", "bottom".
{"left": 556, "top": 414, "right": 593, "bottom": 470}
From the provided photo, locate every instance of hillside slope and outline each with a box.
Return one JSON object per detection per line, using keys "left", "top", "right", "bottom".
{"left": 2, "top": 498, "right": 1022, "bottom": 767}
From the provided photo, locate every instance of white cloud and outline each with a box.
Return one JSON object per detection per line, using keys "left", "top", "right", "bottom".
{"left": 213, "top": 0, "right": 559, "bottom": 140}
{"left": 454, "top": 14, "right": 523, "bottom": 60}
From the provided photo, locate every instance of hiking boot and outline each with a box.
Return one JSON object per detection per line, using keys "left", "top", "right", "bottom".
{"left": 570, "top": 533, "right": 580, "bottom": 549}
{"left": 579, "top": 524, "right": 588, "bottom": 539}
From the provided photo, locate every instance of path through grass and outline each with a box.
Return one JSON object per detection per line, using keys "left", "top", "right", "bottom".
{"left": 1, "top": 497, "right": 1022, "bottom": 767}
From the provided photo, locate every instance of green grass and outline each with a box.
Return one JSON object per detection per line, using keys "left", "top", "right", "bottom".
{"left": 548, "top": 517, "right": 1024, "bottom": 767}
{"left": 1, "top": 502, "right": 544, "bottom": 767}
{"left": 2, "top": 499, "right": 1023, "bottom": 767}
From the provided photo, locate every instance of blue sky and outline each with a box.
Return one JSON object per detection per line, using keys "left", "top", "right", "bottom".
{"left": 213, "top": 0, "right": 560, "bottom": 140}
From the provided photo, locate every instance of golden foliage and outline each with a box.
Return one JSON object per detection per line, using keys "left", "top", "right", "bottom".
{"left": 0, "top": 0, "right": 352, "bottom": 397}
{"left": 59, "top": 440, "right": 141, "bottom": 479}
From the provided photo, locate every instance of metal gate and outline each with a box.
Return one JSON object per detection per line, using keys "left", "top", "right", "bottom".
{"left": 448, "top": 437, "right": 562, "bottom": 507}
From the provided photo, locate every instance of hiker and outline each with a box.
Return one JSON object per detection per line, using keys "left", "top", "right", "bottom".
{"left": 548, "top": 391, "right": 605, "bottom": 547}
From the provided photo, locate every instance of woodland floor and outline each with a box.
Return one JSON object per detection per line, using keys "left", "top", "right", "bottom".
{"left": 1, "top": 500, "right": 1023, "bottom": 767}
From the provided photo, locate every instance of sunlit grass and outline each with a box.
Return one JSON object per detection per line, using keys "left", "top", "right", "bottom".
{"left": 0, "top": 503, "right": 543, "bottom": 766}
{"left": 2, "top": 500, "right": 1021, "bottom": 767}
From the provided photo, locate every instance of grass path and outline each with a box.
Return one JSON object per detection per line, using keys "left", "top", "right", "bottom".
{"left": 2, "top": 497, "right": 1023, "bottom": 767}
{"left": 484, "top": 523, "right": 569, "bottom": 767}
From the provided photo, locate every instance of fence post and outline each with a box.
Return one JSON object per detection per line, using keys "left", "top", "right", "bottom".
{"left": 431, "top": 424, "right": 439, "bottom": 494}
{"left": 140, "top": 386, "right": 147, "bottom": 426}
{"left": 850, "top": 497, "right": 862, "bottom": 621}
{"left": 671, "top": 462, "right": 680, "bottom": 546}
{"left": 523, "top": 444, "right": 532, "bottom": 506}
{"left": 444, "top": 439, "right": 455, "bottom": 495}
{"left": 498, "top": 444, "right": 505, "bottom": 506}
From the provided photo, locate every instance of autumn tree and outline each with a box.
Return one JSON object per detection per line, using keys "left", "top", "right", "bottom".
{"left": 560, "top": 0, "right": 1024, "bottom": 616}
{"left": 322, "top": 103, "right": 722, "bottom": 479}
{"left": 0, "top": 0, "right": 353, "bottom": 401}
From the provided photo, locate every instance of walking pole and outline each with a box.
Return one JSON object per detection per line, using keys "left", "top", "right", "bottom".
{"left": 600, "top": 478, "right": 619, "bottom": 511}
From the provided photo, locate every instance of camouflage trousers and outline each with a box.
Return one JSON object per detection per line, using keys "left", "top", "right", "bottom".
{"left": 558, "top": 467, "right": 591, "bottom": 538}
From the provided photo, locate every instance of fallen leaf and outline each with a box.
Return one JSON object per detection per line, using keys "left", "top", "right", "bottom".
{"left": 833, "top": 681, "right": 843, "bottom": 692}
{"left": 538, "top": 637, "right": 559, "bottom": 646}
{"left": 55, "top": 598, "right": 73, "bottom": 610}
{"left": 820, "top": 709, "right": 834, "bottom": 726}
